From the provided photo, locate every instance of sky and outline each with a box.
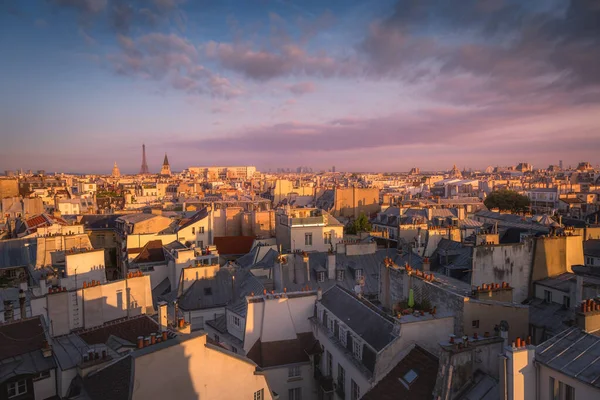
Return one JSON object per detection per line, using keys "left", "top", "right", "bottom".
{"left": 1, "top": 0, "right": 599, "bottom": 174}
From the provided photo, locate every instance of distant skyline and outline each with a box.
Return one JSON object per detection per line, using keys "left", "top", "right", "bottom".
{"left": 1, "top": 0, "right": 599, "bottom": 173}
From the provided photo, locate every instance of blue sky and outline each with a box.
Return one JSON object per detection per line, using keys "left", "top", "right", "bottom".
{"left": 1, "top": 0, "right": 599, "bottom": 173}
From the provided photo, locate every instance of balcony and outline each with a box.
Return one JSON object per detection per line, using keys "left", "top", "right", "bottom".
{"left": 289, "top": 216, "right": 325, "bottom": 227}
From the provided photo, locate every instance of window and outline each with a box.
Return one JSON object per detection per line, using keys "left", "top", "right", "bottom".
{"left": 336, "top": 270, "right": 345, "bottom": 281}
{"left": 231, "top": 346, "right": 238, "bottom": 354}
{"left": 204, "top": 287, "right": 213, "bottom": 296}
{"left": 197, "top": 240, "right": 204, "bottom": 248}
{"left": 7, "top": 379, "right": 27, "bottom": 398}
{"left": 192, "top": 227, "right": 195, "bottom": 234}
{"left": 549, "top": 377, "right": 559, "bottom": 400}
{"left": 563, "top": 296, "right": 570, "bottom": 308}
{"left": 288, "top": 387, "right": 302, "bottom": 400}
{"left": 472, "top": 320, "right": 480, "bottom": 329}
{"left": 324, "top": 232, "right": 332, "bottom": 245}
{"left": 352, "top": 339, "right": 362, "bottom": 359}
{"left": 232, "top": 315, "right": 241, "bottom": 327}
{"left": 326, "top": 351, "right": 333, "bottom": 376}
{"left": 559, "top": 382, "right": 575, "bottom": 400}
{"left": 32, "top": 371, "right": 50, "bottom": 381}
{"left": 355, "top": 269, "right": 363, "bottom": 280}
{"left": 351, "top": 379, "right": 360, "bottom": 400}
{"left": 214, "top": 334, "right": 220, "bottom": 343}
{"left": 544, "top": 290, "right": 552, "bottom": 303}
{"left": 401, "top": 369, "right": 419, "bottom": 387}
{"left": 328, "top": 318, "right": 335, "bottom": 333}
{"left": 288, "top": 366, "right": 301, "bottom": 378}
{"left": 317, "top": 271, "right": 325, "bottom": 283}
{"left": 305, "top": 233, "right": 313, "bottom": 246}
{"left": 254, "top": 389, "right": 264, "bottom": 400}
{"left": 339, "top": 326, "right": 347, "bottom": 346}
{"left": 200, "top": 227, "right": 205, "bottom": 234}
{"left": 337, "top": 364, "right": 345, "bottom": 396}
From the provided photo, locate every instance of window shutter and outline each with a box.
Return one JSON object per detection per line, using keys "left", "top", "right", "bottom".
{"left": 346, "top": 332, "right": 353, "bottom": 352}
{"left": 334, "top": 320, "right": 339, "bottom": 337}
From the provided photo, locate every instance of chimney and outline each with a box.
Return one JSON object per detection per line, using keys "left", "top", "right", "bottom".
{"left": 327, "top": 251, "right": 336, "bottom": 280}
{"left": 40, "top": 278, "right": 47, "bottom": 296}
{"left": 19, "top": 289, "right": 26, "bottom": 320}
{"left": 304, "top": 253, "right": 310, "bottom": 282}
{"left": 577, "top": 300, "right": 600, "bottom": 333}
{"left": 423, "top": 257, "right": 430, "bottom": 273}
{"left": 158, "top": 301, "right": 168, "bottom": 332}
{"left": 137, "top": 336, "right": 144, "bottom": 349}
{"left": 274, "top": 255, "right": 284, "bottom": 292}
{"left": 150, "top": 333, "right": 156, "bottom": 345}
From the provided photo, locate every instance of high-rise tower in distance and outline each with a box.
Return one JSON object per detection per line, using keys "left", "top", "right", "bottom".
{"left": 140, "top": 144, "right": 150, "bottom": 175}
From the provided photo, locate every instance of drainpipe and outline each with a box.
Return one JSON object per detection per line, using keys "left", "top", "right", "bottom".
{"left": 502, "top": 355, "right": 508, "bottom": 400}
{"left": 535, "top": 361, "right": 540, "bottom": 400}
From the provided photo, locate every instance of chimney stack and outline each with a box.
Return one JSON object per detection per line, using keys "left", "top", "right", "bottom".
{"left": 327, "top": 251, "right": 336, "bottom": 280}
{"left": 158, "top": 301, "right": 168, "bottom": 332}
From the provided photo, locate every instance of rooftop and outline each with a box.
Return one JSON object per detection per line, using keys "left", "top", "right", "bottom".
{"left": 76, "top": 315, "right": 160, "bottom": 345}
{"left": 246, "top": 332, "right": 316, "bottom": 368}
{"left": 536, "top": 327, "right": 600, "bottom": 389}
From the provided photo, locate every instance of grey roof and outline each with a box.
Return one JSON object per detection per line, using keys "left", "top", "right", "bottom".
{"left": 0, "top": 237, "right": 37, "bottom": 269}
{"left": 527, "top": 298, "right": 573, "bottom": 338}
{"left": 535, "top": 273, "right": 574, "bottom": 293}
{"left": 536, "top": 327, "right": 600, "bottom": 389}
{"left": 206, "top": 314, "right": 227, "bottom": 333}
{"left": 320, "top": 285, "right": 397, "bottom": 352}
{"left": 163, "top": 240, "right": 187, "bottom": 251}
{"left": 0, "top": 350, "right": 57, "bottom": 384}
{"left": 52, "top": 333, "right": 92, "bottom": 371}
{"left": 116, "top": 213, "right": 156, "bottom": 224}
{"left": 585, "top": 240, "right": 600, "bottom": 258}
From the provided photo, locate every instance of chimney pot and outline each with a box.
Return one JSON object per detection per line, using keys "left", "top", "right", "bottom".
{"left": 94, "top": 352, "right": 99, "bottom": 360}
{"left": 449, "top": 334, "right": 455, "bottom": 344}
{"left": 150, "top": 333, "right": 156, "bottom": 345}
{"left": 162, "top": 331, "right": 168, "bottom": 341}
{"left": 484, "top": 331, "right": 490, "bottom": 338}
{"left": 102, "top": 350, "right": 107, "bottom": 359}
{"left": 473, "top": 332, "right": 478, "bottom": 339}
{"left": 144, "top": 337, "right": 150, "bottom": 347}
{"left": 178, "top": 317, "right": 185, "bottom": 328}
{"left": 137, "top": 336, "right": 144, "bottom": 349}
{"left": 526, "top": 336, "right": 531, "bottom": 345}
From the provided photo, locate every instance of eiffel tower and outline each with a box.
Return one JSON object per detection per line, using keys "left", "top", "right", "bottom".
{"left": 140, "top": 144, "right": 150, "bottom": 175}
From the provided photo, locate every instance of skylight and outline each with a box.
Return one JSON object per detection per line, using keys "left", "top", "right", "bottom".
{"left": 399, "top": 369, "right": 419, "bottom": 388}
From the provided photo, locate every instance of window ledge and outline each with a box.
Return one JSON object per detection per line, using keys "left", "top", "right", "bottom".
{"left": 287, "top": 377, "right": 303, "bottom": 383}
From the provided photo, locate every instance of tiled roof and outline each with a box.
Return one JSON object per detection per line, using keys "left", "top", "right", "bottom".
{"left": 132, "top": 240, "right": 166, "bottom": 264}
{"left": 214, "top": 236, "right": 255, "bottom": 255}
{"left": 246, "top": 332, "right": 315, "bottom": 368}
{"left": 76, "top": 315, "right": 160, "bottom": 345}
{"left": 178, "top": 208, "right": 209, "bottom": 230}
{"left": 363, "top": 346, "right": 438, "bottom": 400}
{"left": 0, "top": 316, "right": 47, "bottom": 359}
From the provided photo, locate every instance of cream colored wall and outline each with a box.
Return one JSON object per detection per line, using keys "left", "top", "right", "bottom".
{"left": 131, "top": 334, "right": 273, "bottom": 400}
{"left": 289, "top": 225, "right": 342, "bottom": 252}
{"left": 505, "top": 348, "right": 536, "bottom": 400}
{"left": 33, "top": 368, "right": 57, "bottom": 400}
{"left": 132, "top": 216, "right": 172, "bottom": 234}
{"left": 263, "top": 364, "right": 316, "bottom": 400}
{"left": 65, "top": 250, "right": 105, "bottom": 275}
{"left": 463, "top": 301, "right": 529, "bottom": 343}
{"left": 532, "top": 236, "right": 584, "bottom": 282}
{"left": 244, "top": 300, "right": 264, "bottom": 353}
{"left": 179, "top": 265, "right": 220, "bottom": 295}
{"left": 334, "top": 187, "right": 380, "bottom": 218}
{"left": 537, "top": 363, "right": 599, "bottom": 400}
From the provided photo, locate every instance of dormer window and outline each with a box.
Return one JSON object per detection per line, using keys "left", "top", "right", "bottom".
{"left": 328, "top": 318, "right": 335, "bottom": 333}
{"left": 355, "top": 269, "right": 363, "bottom": 281}
{"left": 400, "top": 369, "right": 419, "bottom": 389}
{"left": 339, "top": 326, "right": 347, "bottom": 346}
{"left": 317, "top": 271, "right": 325, "bottom": 283}
{"left": 336, "top": 270, "right": 345, "bottom": 281}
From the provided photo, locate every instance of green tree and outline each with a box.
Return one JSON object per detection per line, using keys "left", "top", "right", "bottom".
{"left": 484, "top": 189, "right": 530, "bottom": 213}
{"left": 347, "top": 213, "right": 372, "bottom": 234}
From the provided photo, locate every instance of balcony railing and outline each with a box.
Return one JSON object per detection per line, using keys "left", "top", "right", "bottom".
{"left": 290, "top": 216, "right": 325, "bottom": 226}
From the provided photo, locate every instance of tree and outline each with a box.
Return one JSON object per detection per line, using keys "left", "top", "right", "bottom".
{"left": 484, "top": 189, "right": 530, "bottom": 213}
{"left": 347, "top": 213, "right": 372, "bottom": 234}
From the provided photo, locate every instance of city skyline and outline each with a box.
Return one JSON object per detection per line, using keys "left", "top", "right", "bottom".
{"left": 1, "top": 0, "right": 599, "bottom": 172}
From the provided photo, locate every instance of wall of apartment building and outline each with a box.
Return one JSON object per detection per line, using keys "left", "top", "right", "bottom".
{"left": 125, "top": 233, "right": 177, "bottom": 256}
{"left": 472, "top": 241, "right": 534, "bottom": 303}
{"left": 333, "top": 187, "right": 380, "bottom": 218}
{"left": 537, "top": 363, "right": 599, "bottom": 400}
{"left": 463, "top": 300, "right": 529, "bottom": 343}
{"left": 177, "top": 219, "right": 210, "bottom": 248}
{"left": 531, "top": 235, "right": 584, "bottom": 282}
{"left": 130, "top": 216, "right": 172, "bottom": 234}
{"left": 262, "top": 364, "right": 315, "bottom": 400}
{"left": 177, "top": 264, "right": 220, "bottom": 295}
{"left": 35, "top": 234, "right": 92, "bottom": 267}
{"left": 36, "top": 224, "right": 85, "bottom": 237}
{"left": 422, "top": 228, "right": 461, "bottom": 258}
{"left": 186, "top": 307, "right": 225, "bottom": 331}
{"left": 132, "top": 334, "right": 273, "bottom": 400}
{"left": 288, "top": 225, "right": 343, "bottom": 253}
{"left": 0, "top": 178, "right": 19, "bottom": 199}
{"left": 31, "top": 275, "right": 153, "bottom": 336}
